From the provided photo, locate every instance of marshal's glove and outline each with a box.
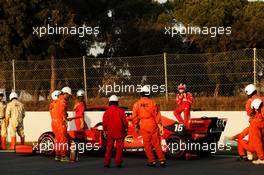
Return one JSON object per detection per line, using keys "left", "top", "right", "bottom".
{"left": 158, "top": 124, "right": 164, "bottom": 136}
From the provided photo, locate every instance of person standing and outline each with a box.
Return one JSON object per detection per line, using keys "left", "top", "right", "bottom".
{"left": 173, "top": 83, "right": 193, "bottom": 126}
{"left": 73, "top": 89, "right": 87, "bottom": 130}
{"left": 53, "top": 87, "right": 72, "bottom": 162}
{"left": 5, "top": 92, "right": 25, "bottom": 150}
{"left": 49, "top": 90, "right": 61, "bottom": 160}
{"left": 0, "top": 91, "right": 6, "bottom": 150}
{"left": 103, "top": 95, "right": 128, "bottom": 168}
{"left": 132, "top": 85, "right": 166, "bottom": 167}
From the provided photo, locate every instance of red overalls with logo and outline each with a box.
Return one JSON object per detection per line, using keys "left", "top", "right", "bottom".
{"left": 132, "top": 97, "right": 166, "bottom": 163}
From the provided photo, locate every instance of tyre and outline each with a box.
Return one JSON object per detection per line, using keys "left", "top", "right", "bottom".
{"left": 166, "top": 136, "right": 186, "bottom": 159}
{"left": 38, "top": 132, "right": 55, "bottom": 156}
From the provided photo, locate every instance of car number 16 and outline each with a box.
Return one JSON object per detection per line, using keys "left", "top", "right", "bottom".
{"left": 174, "top": 124, "right": 184, "bottom": 132}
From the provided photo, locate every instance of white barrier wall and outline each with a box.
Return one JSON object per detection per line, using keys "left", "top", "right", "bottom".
{"left": 11, "top": 111, "right": 249, "bottom": 143}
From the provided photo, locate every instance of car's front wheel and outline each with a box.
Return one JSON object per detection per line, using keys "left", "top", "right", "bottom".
{"left": 38, "top": 132, "right": 55, "bottom": 156}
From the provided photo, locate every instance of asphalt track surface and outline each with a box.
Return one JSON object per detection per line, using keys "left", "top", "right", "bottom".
{"left": 1, "top": 152, "right": 264, "bottom": 175}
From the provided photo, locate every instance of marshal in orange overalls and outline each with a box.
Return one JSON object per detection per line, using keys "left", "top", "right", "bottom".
{"left": 132, "top": 97, "right": 165, "bottom": 164}
{"left": 238, "top": 99, "right": 264, "bottom": 160}
{"left": 237, "top": 94, "right": 260, "bottom": 157}
{"left": 52, "top": 95, "right": 69, "bottom": 157}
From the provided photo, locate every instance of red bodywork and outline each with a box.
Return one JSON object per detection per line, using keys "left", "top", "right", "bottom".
{"left": 16, "top": 106, "right": 226, "bottom": 160}
{"left": 66, "top": 106, "right": 226, "bottom": 158}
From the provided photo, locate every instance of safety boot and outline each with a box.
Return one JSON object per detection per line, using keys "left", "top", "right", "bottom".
{"left": 9, "top": 137, "right": 16, "bottom": 150}
{"left": 147, "top": 161, "right": 156, "bottom": 167}
{"left": 237, "top": 155, "right": 248, "bottom": 161}
{"left": 252, "top": 159, "right": 264, "bottom": 165}
{"left": 247, "top": 152, "right": 253, "bottom": 161}
{"left": 60, "top": 157, "right": 71, "bottom": 163}
{"left": 160, "top": 160, "right": 167, "bottom": 167}
{"left": 55, "top": 155, "right": 61, "bottom": 161}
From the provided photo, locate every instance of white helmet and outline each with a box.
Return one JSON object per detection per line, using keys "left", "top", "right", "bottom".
{"left": 51, "top": 90, "right": 61, "bottom": 101}
{"left": 109, "top": 95, "right": 118, "bottom": 102}
{"left": 141, "top": 85, "right": 150, "bottom": 93}
{"left": 245, "top": 84, "right": 257, "bottom": 96}
{"left": 251, "top": 98, "right": 263, "bottom": 110}
{"left": 0, "top": 90, "right": 4, "bottom": 95}
{"left": 61, "top": 87, "right": 72, "bottom": 95}
{"left": 77, "top": 89, "right": 85, "bottom": 97}
{"left": 9, "top": 92, "right": 18, "bottom": 100}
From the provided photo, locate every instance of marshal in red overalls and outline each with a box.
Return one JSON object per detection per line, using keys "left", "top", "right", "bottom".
{"left": 103, "top": 95, "right": 128, "bottom": 167}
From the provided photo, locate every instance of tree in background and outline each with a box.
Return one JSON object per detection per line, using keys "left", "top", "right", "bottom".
{"left": 163, "top": 0, "right": 263, "bottom": 95}
{"left": 165, "top": 0, "right": 264, "bottom": 52}
{"left": 0, "top": 0, "right": 263, "bottom": 98}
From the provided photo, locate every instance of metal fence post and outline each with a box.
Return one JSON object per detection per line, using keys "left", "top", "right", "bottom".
{"left": 12, "top": 59, "right": 16, "bottom": 92}
{"left": 83, "top": 56, "right": 88, "bottom": 102}
{"left": 253, "top": 48, "right": 257, "bottom": 85}
{"left": 164, "top": 52, "right": 168, "bottom": 101}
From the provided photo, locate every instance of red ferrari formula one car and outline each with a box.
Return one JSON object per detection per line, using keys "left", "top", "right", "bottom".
{"left": 16, "top": 106, "right": 227, "bottom": 161}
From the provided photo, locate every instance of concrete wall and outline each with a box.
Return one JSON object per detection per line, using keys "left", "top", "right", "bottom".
{"left": 9, "top": 111, "right": 249, "bottom": 143}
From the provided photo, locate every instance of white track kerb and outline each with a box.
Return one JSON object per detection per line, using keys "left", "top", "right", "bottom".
{"left": 8, "top": 111, "right": 249, "bottom": 144}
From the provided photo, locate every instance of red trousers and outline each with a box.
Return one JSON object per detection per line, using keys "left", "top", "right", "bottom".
{"left": 237, "top": 120, "right": 264, "bottom": 159}
{"left": 52, "top": 123, "right": 68, "bottom": 157}
{"left": 174, "top": 103, "right": 190, "bottom": 125}
{"left": 104, "top": 138, "right": 124, "bottom": 166}
{"left": 141, "top": 128, "right": 165, "bottom": 163}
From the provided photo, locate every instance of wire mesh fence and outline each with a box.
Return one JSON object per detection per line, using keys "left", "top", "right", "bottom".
{"left": 166, "top": 49, "right": 254, "bottom": 97}
{"left": 0, "top": 48, "right": 263, "bottom": 102}
{"left": 85, "top": 54, "right": 165, "bottom": 98}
